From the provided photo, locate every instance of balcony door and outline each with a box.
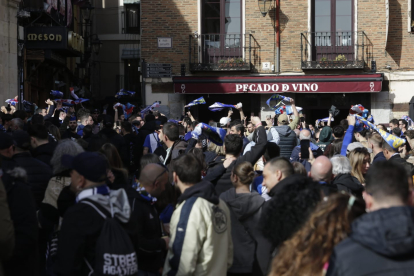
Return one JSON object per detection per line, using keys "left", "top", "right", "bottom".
{"left": 202, "top": 0, "right": 242, "bottom": 63}
{"left": 312, "top": 0, "right": 354, "bottom": 62}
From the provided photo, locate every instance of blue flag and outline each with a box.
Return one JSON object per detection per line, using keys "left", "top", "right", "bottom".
{"left": 115, "top": 89, "right": 136, "bottom": 98}
{"left": 266, "top": 94, "right": 292, "bottom": 109}
{"left": 208, "top": 102, "right": 237, "bottom": 112}
{"left": 192, "top": 123, "right": 226, "bottom": 146}
{"left": 185, "top": 97, "right": 206, "bottom": 108}
{"left": 140, "top": 101, "right": 161, "bottom": 116}
{"left": 51, "top": 90, "right": 63, "bottom": 98}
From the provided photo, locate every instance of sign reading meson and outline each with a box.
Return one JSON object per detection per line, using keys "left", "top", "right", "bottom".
{"left": 25, "top": 26, "right": 84, "bottom": 54}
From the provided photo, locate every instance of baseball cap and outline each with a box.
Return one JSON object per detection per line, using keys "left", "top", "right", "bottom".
{"left": 0, "top": 133, "right": 13, "bottom": 150}
{"left": 61, "top": 152, "right": 108, "bottom": 182}
{"left": 103, "top": 115, "right": 114, "bottom": 127}
{"left": 219, "top": 117, "right": 231, "bottom": 127}
{"left": 278, "top": 114, "right": 289, "bottom": 123}
{"left": 347, "top": 142, "right": 372, "bottom": 154}
{"left": 12, "top": 130, "right": 31, "bottom": 150}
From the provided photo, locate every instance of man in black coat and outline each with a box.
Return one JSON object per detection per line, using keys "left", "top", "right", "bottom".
{"left": 204, "top": 116, "right": 267, "bottom": 195}
{"left": 309, "top": 156, "right": 338, "bottom": 196}
{"left": 54, "top": 152, "right": 139, "bottom": 276}
{"left": 12, "top": 130, "right": 53, "bottom": 210}
{"left": 129, "top": 163, "right": 169, "bottom": 275}
{"left": 327, "top": 161, "right": 414, "bottom": 276}
{"left": 28, "top": 123, "right": 56, "bottom": 167}
{"left": 382, "top": 138, "right": 414, "bottom": 178}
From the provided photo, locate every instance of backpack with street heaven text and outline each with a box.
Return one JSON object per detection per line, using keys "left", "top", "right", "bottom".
{"left": 82, "top": 199, "right": 138, "bottom": 276}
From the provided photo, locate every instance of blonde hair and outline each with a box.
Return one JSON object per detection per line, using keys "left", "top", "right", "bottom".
{"left": 348, "top": 148, "right": 370, "bottom": 184}
{"left": 207, "top": 142, "right": 225, "bottom": 156}
{"left": 232, "top": 161, "right": 255, "bottom": 185}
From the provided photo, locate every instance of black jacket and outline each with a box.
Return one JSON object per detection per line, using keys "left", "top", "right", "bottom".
{"left": 327, "top": 206, "right": 414, "bottom": 276}
{"left": 272, "top": 125, "right": 297, "bottom": 158}
{"left": 129, "top": 190, "right": 166, "bottom": 272}
{"left": 389, "top": 154, "right": 414, "bottom": 177}
{"left": 99, "top": 128, "right": 129, "bottom": 169}
{"left": 205, "top": 126, "right": 267, "bottom": 195}
{"left": 2, "top": 168, "right": 39, "bottom": 276}
{"left": 13, "top": 152, "right": 53, "bottom": 210}
{"left": 332, "top": 174, "right": 364, "bottom": 198}
{"left": 61, "top": 129, "right": 81, "bottom": 140}
{"left": 372, "top": 151, "right": 386, "bottom": 163}
{"left": 54, "top": 192, "right": 139, "bottom": 276}
{"left": 123, "top": 133, "right": 142, "bottom": 174}
{"left": 31, "top": 142, "right": 56, "bottom": 167}
{"left": 220, "top": 188, "right": 270, "bottom": 276}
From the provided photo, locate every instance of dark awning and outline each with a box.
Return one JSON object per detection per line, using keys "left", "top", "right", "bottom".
{"left": 173, "top": 74, "right": 383, "bottom": 94}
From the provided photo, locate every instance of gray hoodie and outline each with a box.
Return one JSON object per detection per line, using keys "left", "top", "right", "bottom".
{"left": 220, "top": 188, "right": 270, "bottom": 275}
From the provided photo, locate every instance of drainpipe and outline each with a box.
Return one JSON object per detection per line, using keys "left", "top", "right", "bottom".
{"left": 276, "top": 0, "right": 280, "bottom": 73}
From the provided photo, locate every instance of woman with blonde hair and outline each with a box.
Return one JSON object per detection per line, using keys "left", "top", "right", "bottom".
{"left": 348, "top": 147, "right": 370, "bottom": 185}
{"left": 269, "top": 193, "right": 366, "bottom": 276}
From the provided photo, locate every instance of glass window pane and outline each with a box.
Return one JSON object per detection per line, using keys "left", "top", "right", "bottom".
{"left": 204, "top": 18, "right": 221, "bottom": 33}
{"left": 204, "top": 2, "right": 220, "bottom": 18}
{"left": 315, "top": 16, "right": 331, "bottom": 32}
{"left": 315, "top": 0, "right": 330, "bottom": 16}
{"left": 336, "top": 0, "right": 351, "bottom": 16}
{"left": 225, "top": 17, "right": 241, "bottom": 34}
{"left": 336, "top": 16, "right": 351, "bottom": 32}
{"left": 225, "top": 34, "right": 241, "bottom": 47}
{"left": 225, "top": 2, "right": 241, "bottom": 17}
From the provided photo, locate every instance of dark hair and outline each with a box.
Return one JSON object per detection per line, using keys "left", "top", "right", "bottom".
{"left": 381, "top": 139, "right": 397, "bottom": 153}
{"left": 172, "top": 153, "right": 202, "bottom": 184}
{"left": 187, "top": 148, "right": 206, "bottom": 173}
{"left": 145, "top": 114, "right": 155, "bottom": 122}
{"left": 163, "top": 122, "right": 179, "bottom": 142}
{"left": 13, "top": 110, "right": 28, "bottom": 121}
{"left": 158, "top": 116, "right": 168, "bottom": 125}
{"left": 333, "top": 126, "right": 344, "bottom": 138}
{"left": 121, "top": 121, "right": 132, "bottom": 133}
{"left": 339, "top": 119, "right": 348, "bottom": 131}
{"left": 153, "top": 111, "right": 160, "bottom": 117}
{"left": 264, "top": 142, "right": 280, "bottom": 162}
{"left": 83, "top": 125, "right": 93, "bottom": 138}
{"left": 48, "top": 124, "right": 61, "bottom": 141}
{"left": 100, "top": 143, "right": 124, "bottom": 169}
{"left": 392, "top": 127, "right": 402, "bottom": 137}
{"left": 230, "top": 124, "right": 245, "bottom": 136}
{"left": 267, "top": 157, "right": 294, "bottom": 178}
{"left": 191, "top": 121, "right": 199, "bottom": 130}
{"left": 31, "top": 114, "right": 44, "bottom": 125}
{"left": 389, "top": 118, "right": 399, "bottom": 125}
{"left": 357, "top": 128, "right": 369, "bottom": 138}
{"left": 365, "top": 161, "right": 409, "bottom": 202}
{"left": 224, "top": 134, "right": 243, "bottom": 156}
{"left": 27, "top": 124, "right": 49, "bottom": 140}
{"left": 405, "top": 130, "right": 414, "bottom": 140}
{"left": 399, "top": 119, "right": 408, "bottom": 129}
{"left": 230, "top": 119, "right": 243, "bottom": 127}
{"left": 2, "top": 114, "right": 12, "bottom": 122}
{"left": 232, "top": 161, "right": 255, "bottom": 185}
{"left": 182, "top": 117, "right": 191, "bottom": 126}
{"left": 178, "top": 124, "right": 185, "bottom": 136}
{"left": 327, "top": 138, "right": 343, "bottom": 158}
{"left": 292, "top": 162, "right": 307, "bottom": 176}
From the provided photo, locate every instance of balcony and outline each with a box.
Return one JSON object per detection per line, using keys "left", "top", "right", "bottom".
{"left": 301, "top": 31, "right": 371, "bottom": 70}
{"left": 189, "top": 34, "right": 253, "bottom": 72}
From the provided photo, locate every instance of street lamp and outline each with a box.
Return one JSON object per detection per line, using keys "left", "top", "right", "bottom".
{"left": 258, "top": 0, "right": 271, "bottom": 17}
{"left": 91, "top": 36, "right": 103, "bottom": 55}
{"left": 80, "top": 2, "right": 94, "bottom": 23}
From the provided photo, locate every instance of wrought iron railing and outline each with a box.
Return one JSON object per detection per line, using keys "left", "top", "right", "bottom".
{"left": 300, "top": 31, "right": 371, "bottom": 70}
{"left": 189, "top": 33, "right": 253, "bottom": 72}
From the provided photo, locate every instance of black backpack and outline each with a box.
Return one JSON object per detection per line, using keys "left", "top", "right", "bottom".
{"left": 82, "top": 199, "right": 138, "bottom": 276}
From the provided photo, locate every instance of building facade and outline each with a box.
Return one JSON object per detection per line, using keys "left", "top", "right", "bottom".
{"left": 0, "top": 0, "right": 19, "bottom": 105}
{"left": 140, "top": 0, "right": 414, "bottom": 123}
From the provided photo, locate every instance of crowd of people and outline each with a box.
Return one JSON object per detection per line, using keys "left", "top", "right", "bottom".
{"left": 1, "top": 97, "right": 414, "bottom": 276}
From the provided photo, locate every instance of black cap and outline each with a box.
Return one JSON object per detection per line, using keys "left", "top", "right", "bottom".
{"left": 61, "top": 152, "right": 108, "bottom": 182}
{"left": 0, "top": 133, "right": 13, "bottom": 150}
{"left": 103, "top": 115, "right": 114, "bottom": 127}
{"left": 12, "top": 130, "right": 31, "bottom": 150}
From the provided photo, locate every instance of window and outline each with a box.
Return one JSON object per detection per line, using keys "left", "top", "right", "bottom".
{"left": 125, "top": 4, "right": 140, "bottom": 34}
{"left": 201, "top": 0, "right": 243, "bottom": 62}
{"left": 312, "top": 0, "right": 354, "bottom": 60}
{"left": 411, "top": 0, "right": 414, "bottom": 32}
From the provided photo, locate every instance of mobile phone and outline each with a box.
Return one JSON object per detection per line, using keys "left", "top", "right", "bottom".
{"left": 300, "top": 140, "right": 310, "bottom": 159}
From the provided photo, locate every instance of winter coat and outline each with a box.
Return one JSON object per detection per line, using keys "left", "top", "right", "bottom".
{"left": 316, "top": 126, "right": 333, "bottom": 152}
{"left": 2, "top": 167, "right": 38, "bottom": 276}
{"left": 332, "top": 174, "right": 364, "bottom": 198}
{"left": 163, "top": 181, "right": 233, "bottom": 276}
{"left": 99, "top": 127, "right": 129, "bottom": 169}
{"left": 61, "top": 129, "right": 81, "bottom": 140}
{"left": 327, "top": 206, "right": 414, "bottom": 276}
{"left": 0, "top": 179, "right": 14, "bottom": 276}
{"left": 269, "top": 125, "right": 297, "bottom": 158}
{"left": 205, "top": 126, "right": 267, "bottom": 195}
{"left": 389, "top": 154, "right": 414, "bottom": 177}
{"left": 290, "top": 142, "right": 324, "bottom": 172}
{"left": 129, "top": 190, "right": 166, "bottom": 272}
{"left": 372, "top": 151, "right": 387, "bottom": 163}
{"left": 220, "top": 188, "right": 271, "bottom": 276}
{"left": 31, "top": 142, "right": 56, "bottom": 167}
{"left": 13, "top": 152, "right": 53, "bottom": 210}
{"left": 54, "top": 187, "right": 139, "bottom": 276}
{"left": 164, "top": 140, "right": 188, "bottom": 183}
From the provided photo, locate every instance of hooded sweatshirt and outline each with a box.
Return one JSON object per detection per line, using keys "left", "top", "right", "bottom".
{"left": 316, "top": 126, "right": 333, "bottom": 152}
{"left": 332, "top": 173, "right": 364, "bottom": 198}
{"left": 220, "top": 188, "right": 270, "bottom": 276}
{"left": 327, "top": 206, "right": 414, "bottom": 276}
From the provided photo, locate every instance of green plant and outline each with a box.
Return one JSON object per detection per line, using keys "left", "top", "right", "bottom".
{"left": 218, "top": 60, "right": 226, "bottom": 64}
{"left": 334, "top": 54, "right": 347, "bottom": 61}
{"left": 320, "top": 56, "right": 328, "bottom": 62}
{"left": 234, "top": 57, "right": 244, "bottom": 64}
